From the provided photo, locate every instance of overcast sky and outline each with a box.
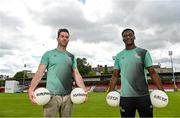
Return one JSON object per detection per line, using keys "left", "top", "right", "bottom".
{"left": 0, "top": 0, "right": 180, "bottom": 77}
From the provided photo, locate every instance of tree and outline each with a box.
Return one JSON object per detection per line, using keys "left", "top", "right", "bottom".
{"left": 104, "top": 65, "right": 109, "bottom": 74}
{"left": 0, "top": 80, "right": 5, "bottom": 87}
{"left": 76, "top": 58, "right": 92, "bottom": 76}
{"left": 87, "top": 70, "right": 96, "bottom": 76}
{"left": 103, "top": 65, "right": 109, "bottom": 75}
{"left": 14, "top": 71, "right": 28, "bottom": 80}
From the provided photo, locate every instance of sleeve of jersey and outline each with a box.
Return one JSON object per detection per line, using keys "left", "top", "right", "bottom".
{"left": 113, "top": 55, "right": 120, "bottom": 70}
{"left": 40, "top": 52, "right": 49, "bottom": 66}
{"left": 144, "top": 51, "right": 153, "bottom": 68}
{"left": 72, "top": 57, "right": 77, "bottom": 69}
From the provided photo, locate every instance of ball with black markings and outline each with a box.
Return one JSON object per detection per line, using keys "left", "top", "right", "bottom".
{"left": 34, "top": 87, "right": 51, "bottom": 105}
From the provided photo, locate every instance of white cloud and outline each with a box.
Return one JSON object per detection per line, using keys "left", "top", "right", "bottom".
{"left": 0, "top": 0, "right": 180, "bottom": 77}
{"left": 82, "top": 0, "right": 112, "bottom": 22}
{"left": 68, "top": 40, "right": 121, "bottom": 67}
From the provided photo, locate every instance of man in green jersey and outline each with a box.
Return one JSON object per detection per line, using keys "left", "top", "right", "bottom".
{"left": 108, "top": 28, "right": 164, "bottom": 118}
{"left": 28, "top": 28, "right": 88, "bottom": 117}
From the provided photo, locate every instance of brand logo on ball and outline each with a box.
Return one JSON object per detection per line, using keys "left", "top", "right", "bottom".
{"left": 150, "top": 90, "right": 169, "bottom": 108}
{"left": 106, "top": 91, "right": 120, "bottom": 107}
{"left": 36, "top": 92, "right": 50, "bottom": 96}
{"left": 70, "top": 88, "right": 86, "bottom": 104}
{"left": 34, "top": 88, "right": 51, "bottom": 106}
{"left": 154, "top": 95, "right": 167, "bottom": 102}
{"left": 73, "top": 93, "right": 86, "bottom": 97}
{"left": 107, "top": 95, "right": 118, "bottom": 100}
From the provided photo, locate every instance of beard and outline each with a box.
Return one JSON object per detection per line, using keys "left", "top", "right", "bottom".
{"left": 59, "top": 41, "right": 68, "bottom": 47}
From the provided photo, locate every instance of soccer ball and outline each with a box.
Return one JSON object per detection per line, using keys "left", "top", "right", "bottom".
{"left": 70, "top": 88, "right": 86, "bottom": 104}
{"left": 34, "top": 87, "right": 51, "bottom": 105}
{"left": 150, "top": 90, "right": 168, "bottom": 108}
{"left": 106, "top": 91, "right": 120, "bottom": 107}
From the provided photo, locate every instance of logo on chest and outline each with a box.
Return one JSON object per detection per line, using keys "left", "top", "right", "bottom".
{"left": 134, "top": 54, "right": 141, "bottom": 59}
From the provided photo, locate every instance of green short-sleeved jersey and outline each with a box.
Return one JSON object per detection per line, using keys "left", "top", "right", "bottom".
{"left": 40, "top": 49, "right": 77, "bottom": 95}
{"left": 114, "top": 47, "right": 152, "bottom": 97}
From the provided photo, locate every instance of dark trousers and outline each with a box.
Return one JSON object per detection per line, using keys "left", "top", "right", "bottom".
{"left": 120, "top": 95, "right": 153, "bottom": 118}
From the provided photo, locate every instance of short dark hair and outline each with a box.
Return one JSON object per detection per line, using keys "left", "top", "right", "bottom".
{"left": 57, "top": 28, "right": 69, "bottom": 38}
{"left": 122, "top": 28, "right": 135, "bottom": 36}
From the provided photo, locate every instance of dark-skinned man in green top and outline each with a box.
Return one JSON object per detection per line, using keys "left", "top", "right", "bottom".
{"left": 108, "top": 28, "right": 164, "bottom": 118}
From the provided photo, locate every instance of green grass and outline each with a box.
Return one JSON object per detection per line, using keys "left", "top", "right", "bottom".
{"left": 0, "top": 93, "right": 42, "bottom": 117}
{"left": 0, "top": 92, "right": 180, "bottom": 117}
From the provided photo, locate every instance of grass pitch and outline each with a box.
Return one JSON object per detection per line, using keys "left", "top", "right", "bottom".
{"left": 0, "top": 91, "right": 180, "bottom": 117}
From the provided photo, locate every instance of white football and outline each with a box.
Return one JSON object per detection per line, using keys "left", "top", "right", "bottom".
{"left": 34, "top": 87, "right": 51, "bottom": 105}
{"left": 150, "top": 90, "right": 168, "bottom": 108}
{"left": 106, "top": 91, "right": 120, "bottom": 107}
{"left": 70, "top": 88, "right": 86, "bottom": 104}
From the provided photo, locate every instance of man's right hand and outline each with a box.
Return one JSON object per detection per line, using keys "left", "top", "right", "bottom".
{"left": 28, "top": 89, "right": 37, "bottom": 105}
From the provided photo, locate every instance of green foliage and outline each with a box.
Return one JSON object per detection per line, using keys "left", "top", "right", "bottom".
{"left": 0, "top": 80, "right": 5, "bottom": 87}
{"left": 101, "top": 65, "right": 111, "bottom": 75}
{"left": 87, "top": 70, "right": 96, "bottom": 76}
{"left": 77, "top": 58, "right": 92, "bottom": 76}
{"left": 13, "top": 71, "right": 28, "bottom": 80}
{"left": 103, "top": 65, "right": 109, "bottom": 75}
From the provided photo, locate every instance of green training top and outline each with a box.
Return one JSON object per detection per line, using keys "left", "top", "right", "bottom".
{"left": 40, "top": 49, "right": 77, "bottom": 95}
{"left": 114, "top": 47, "right": 152, "bottom": 97}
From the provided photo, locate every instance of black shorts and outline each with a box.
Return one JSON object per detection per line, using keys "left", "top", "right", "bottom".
{"left": 120, "top": 95, "right": 153, "bottom": 118}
